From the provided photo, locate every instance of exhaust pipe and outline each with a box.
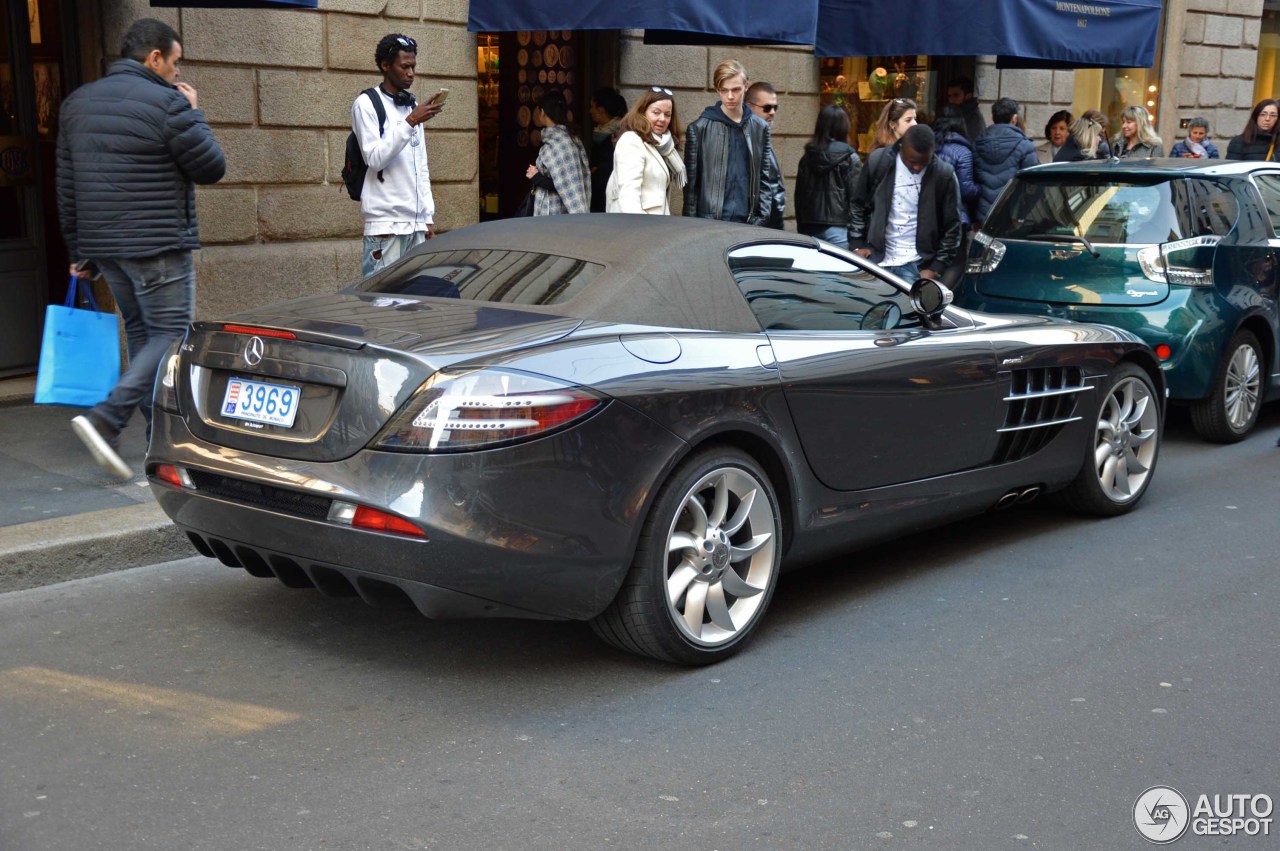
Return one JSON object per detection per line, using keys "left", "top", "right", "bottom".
{"left": 1017, "top": 486, "right": 1042, "bottom": 504}
{"left": 994, "top": 491, "right": 1020, "bottom": 510}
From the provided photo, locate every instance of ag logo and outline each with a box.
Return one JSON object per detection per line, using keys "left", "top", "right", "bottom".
{"left": 1134, "top": 786, "right": 1190, "bottom": 843}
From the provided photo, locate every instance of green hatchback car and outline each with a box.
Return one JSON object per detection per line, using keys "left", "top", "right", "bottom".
{"left": 958, "top": 159, "right": 1280, "bottom": 442}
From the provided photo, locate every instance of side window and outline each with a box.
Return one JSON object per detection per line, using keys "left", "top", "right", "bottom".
{"left": 1183, "top": 178, "right": 1240, "bottom": 237}
{"left": 727, "top": 243, "right": 918, "bottom": 332}
{"left": 1251, "top": 174, "right": 1280, "bottom": 236}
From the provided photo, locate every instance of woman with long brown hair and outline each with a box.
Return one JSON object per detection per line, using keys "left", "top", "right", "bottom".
{"left": 605, "top": 86, "right": 686, "bottom": 215}
{"left": 871, "top": 97, "right": 917, "bottom": 151}
{"left": 1226, "top": 99, "right": 1280, "bottom": 161}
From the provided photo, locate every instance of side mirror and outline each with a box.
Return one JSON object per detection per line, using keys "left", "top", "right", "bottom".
{"left": 910, "top": 278, "right": 953, "bottom": 328}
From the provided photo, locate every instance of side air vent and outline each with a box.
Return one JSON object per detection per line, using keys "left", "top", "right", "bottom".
{"left": 994, "top": 366, "right": 1089, "bottom": 463}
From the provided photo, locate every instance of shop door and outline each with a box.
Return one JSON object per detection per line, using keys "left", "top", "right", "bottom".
{"left": 476, "top": 30, "right": 587, "bottom": 220}
{"left": 0, "top": 0, "right": 74, "bottom": 376}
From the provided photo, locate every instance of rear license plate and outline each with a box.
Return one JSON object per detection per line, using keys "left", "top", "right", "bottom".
{"left": 222, "top": 378, "right": 301, "bottom": 428}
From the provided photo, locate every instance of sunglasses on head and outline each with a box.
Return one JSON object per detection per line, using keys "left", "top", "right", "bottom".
{"left": 396, "top": 36, "right": 417, "bottom": 50}
{"left": 892, "top": 98, "right": 914, "bottom": 107}
{"left": 650, "top": 86, "right": 673, "bottom": 97}
{"left": 751, "top": 102, "right": 778, "bottom": 113}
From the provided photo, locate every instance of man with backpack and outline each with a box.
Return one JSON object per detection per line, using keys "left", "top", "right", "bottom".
{"left": 349, "top": 33, "right": 444, "bottom": 276}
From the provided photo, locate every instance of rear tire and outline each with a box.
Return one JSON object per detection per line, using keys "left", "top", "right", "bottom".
{"left": 1057, "top": 363, "right": 1161, "bottom": 517}
{"left": 1190, "top": 330, "right": 1263, "bottom": 443}
{"left": 591, "top": 448, "right": 782, "bottom": 665}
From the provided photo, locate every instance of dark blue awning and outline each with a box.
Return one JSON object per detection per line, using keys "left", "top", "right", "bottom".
{"left": 466, "top": 0, "right": 817, "bottom": 46}
{"left": 150, "top": 0, "right": 316, "bottom": 8}
{"left": 815, "top": 0, "right": 1162, "bottom": 67}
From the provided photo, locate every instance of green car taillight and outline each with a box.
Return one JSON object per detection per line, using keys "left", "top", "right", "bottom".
{"left": 1137, "top": 235, "right": 1220, "bottom": 287}
{"left": 967, "top": 231, "right": 1007, "bottom": 274}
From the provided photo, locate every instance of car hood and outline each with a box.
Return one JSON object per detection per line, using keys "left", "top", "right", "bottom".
{"left": 972, "top": 240, "right": 1170, "bottom": 306}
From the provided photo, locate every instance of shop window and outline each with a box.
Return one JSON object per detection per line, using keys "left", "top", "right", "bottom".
{"left": 819, "top": 55, "right": 975, "bottom": 157}
{"left": 1072, "top": 17, "right": 1164, "bottom": 141}
{"left": 1256, "top": 3, "right": 1280, "bottom": 107}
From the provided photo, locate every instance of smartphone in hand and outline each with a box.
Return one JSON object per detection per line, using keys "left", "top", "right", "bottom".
{"left": 430, "top": 88, "right": 449, "bottom": 105}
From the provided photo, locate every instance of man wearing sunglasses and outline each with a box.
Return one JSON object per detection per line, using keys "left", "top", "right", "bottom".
{"left": 353, "top": 33, "right": 445, "bottom": 276}
{"left": 683, "top": 59, "right": 779, "bottom": 226}
{"left": 746, "top": 82, "right": 786, "bottom": 229}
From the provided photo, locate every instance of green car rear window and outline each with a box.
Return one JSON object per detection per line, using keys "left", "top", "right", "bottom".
{"left": 985, "top": 178, "right": 1185, "bottom": 245}
{"left": 357, "top": 248, "right": 604, "bottom": 305}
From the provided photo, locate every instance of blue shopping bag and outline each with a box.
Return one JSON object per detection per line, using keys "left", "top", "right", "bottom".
{"left": 34, "top": 276, "right": 121, "bottom": 407}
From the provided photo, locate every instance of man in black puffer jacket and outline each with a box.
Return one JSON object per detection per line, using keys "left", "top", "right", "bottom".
{"left": 972, "top": 97, "right": 1038, "bottom": 226}
{"left": 58, "top": 18, "right": 225, "bottom": 480}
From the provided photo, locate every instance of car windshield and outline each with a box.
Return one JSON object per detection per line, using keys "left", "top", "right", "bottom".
{"left": 355, "top": 248, "right": 603, "bottom": 305}
{"left": 984, "top": 177, "right": 1183, "bottom": 245}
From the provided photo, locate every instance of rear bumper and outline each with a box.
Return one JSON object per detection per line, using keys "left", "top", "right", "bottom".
{"left": 147, "top": 401, "right": 686, "bottom": 621}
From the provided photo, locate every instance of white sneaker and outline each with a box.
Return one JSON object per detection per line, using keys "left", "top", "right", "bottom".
{"left": 71, "top": 415, "right": 133, "bottom": 481}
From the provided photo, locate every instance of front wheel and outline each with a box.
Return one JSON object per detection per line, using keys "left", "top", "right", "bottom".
{"left": 1190, "top": 330, "right": 1263, "bottom": 443}
{"left": 1057, "top": 363, "right": 1161, "bottom": 516}
{"left": 591, "top": 448, "right": 782, "bottom": 665}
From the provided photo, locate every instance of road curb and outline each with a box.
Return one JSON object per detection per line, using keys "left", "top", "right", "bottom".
{"left": 0, "top": 503, "right": 194, "bottom": 592}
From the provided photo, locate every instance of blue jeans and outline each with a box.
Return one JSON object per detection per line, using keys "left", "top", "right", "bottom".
{"left": 800, "top": 225, "right": 849, "bottom": 248}
{"left": 93, "top": 251, "right": 196, "bottom": 437}
{"left": 881, "top": 260, "right": 921, "bottom": 282}
{"left": 362, "top": 231, "right": 427, "bottom": 277}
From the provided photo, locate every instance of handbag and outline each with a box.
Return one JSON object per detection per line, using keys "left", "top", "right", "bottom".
{"left": 34, "top": 276, "right": 121, "bottom": 407}
{"left": 515, "top": 188, "right": 536, "bottom": 217}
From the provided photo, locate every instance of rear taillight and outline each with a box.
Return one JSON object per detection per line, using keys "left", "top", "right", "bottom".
{"left": 370, "top": 368, "right": 605, "bottom": 453}
{"left": 155, "top": 339, "right": 182, "bottom": 413}
{"left": 966, "top": 231, "right": 1006, "bottom": 274}
{"left": 1138, "top": 235, "right": 1219, "bottom": 286}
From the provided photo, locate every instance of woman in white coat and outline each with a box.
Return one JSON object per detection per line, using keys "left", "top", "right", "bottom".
{"left": 605, "top": 86, "right": 686, "bottom": 215}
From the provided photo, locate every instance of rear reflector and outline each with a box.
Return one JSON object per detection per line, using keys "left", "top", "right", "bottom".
{"left": 220, "top": 324, "right": 297, "bottom": 340}
{"left": 352, "top": 506, "right": 426, "bottom": 538}
{"left": 153, "top": 463, "right": 193, "bottom": 489}
{"left": 1155, "top": 344, "right": 1172, "bottom": 360}
{"left": 328, "top": 499, "right": 426, "bottom": 539}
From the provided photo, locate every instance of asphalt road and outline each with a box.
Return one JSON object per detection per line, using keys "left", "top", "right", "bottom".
{"left": 2, "top": 408, "right": 1277, "bottom": 851}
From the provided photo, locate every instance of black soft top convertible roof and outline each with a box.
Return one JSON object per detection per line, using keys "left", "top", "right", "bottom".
{"left": 356, "top": 214, "right": 815, "bottom": 334}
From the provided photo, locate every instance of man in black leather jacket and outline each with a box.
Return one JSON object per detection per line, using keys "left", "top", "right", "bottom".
{"left": 57, "top": 18, "right": 225, "bottom": 480}
{"left": 850, "top": 125, "right": 962, "bottom": 281}
{"left": 682, "top": 59, "right": 779, "bottom": 225}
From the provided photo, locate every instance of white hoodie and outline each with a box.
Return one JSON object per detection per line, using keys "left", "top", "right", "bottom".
{"left": 352, "top": 87, "right": 435, "bottom": 235}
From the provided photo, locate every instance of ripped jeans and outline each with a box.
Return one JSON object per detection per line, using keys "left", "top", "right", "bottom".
{"left": 361, "top": 231, "right": 427, "bottom": 277}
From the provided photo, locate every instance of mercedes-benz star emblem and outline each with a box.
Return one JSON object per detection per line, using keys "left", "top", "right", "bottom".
{"left": 243, "top": 336, "right": 265, "bottom": 367}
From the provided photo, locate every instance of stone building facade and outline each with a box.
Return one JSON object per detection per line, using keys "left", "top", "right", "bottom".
{"left": 73, "top": 0, "right": 1274, "bottom": 323}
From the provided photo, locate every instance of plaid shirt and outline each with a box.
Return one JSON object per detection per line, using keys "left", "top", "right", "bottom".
{"left": 533, "top": 126, "right": 591, "bottom": 215}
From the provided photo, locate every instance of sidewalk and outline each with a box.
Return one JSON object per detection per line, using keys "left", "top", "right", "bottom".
{"left": 0, "top": 377, "right": 193, "bottom": 591}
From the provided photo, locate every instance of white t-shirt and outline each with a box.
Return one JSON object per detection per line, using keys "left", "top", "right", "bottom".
{"left": 882, "top": 153, "right": 923, "bottom": 266}
{"left": 351, "top": 88, "right": 435, "bottom": 236}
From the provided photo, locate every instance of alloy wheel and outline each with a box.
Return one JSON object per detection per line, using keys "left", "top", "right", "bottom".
{"left": 664, "top": 467, "right": 777, "bottom": 646}
{"left": 1223, "top": 342, "right": 1261, "bottom": 431}
{"left": 1092, "top": 375, "right": 1159, "bottom": 503}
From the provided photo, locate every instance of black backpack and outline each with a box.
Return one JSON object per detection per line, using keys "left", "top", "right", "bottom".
{"left": 341, "top": 89, "right": 387, "bottom": 201}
